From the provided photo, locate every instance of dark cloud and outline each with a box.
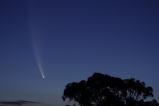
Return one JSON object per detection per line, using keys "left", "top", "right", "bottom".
{"left": 0, "top": 100, "right": 37, "bottom": 106}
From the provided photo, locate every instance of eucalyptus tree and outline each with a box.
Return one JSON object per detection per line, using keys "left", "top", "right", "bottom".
{"left": 63, "top": 72, "right": 158, "bottom": 106}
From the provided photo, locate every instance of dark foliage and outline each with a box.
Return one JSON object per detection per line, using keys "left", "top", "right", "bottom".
{"left": 63, "top": 73, "right": 159, "bottom": 106}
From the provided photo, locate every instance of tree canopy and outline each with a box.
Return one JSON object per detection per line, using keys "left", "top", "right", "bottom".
{"left": 62, "top": 72, "right": 159, "bottom": 106}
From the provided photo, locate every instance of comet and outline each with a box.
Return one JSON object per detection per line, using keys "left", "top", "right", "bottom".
{"left": 35, "top": 52, "right": 46, "bottom": 80}
{"left": 29, "top": 22, "right": 46, "bottom": 79}
{"left": 32, "top": 37, "right": 46, "bottom": 80}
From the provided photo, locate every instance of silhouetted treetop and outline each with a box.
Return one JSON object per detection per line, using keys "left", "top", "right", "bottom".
{"left": 63, "top": 72, "right": 159, "bottom": 106}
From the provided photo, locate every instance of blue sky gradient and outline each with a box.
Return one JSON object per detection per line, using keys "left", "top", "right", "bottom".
{"left": 0, "top": 0, "right": 159, "bottom": 105}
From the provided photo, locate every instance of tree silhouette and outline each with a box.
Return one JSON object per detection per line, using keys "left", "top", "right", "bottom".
{"left": 62, "top": 72, "right": 159, "bottom": 106}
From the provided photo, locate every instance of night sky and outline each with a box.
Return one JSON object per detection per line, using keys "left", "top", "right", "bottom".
{"left": 0, "top": 0, "right": 159, "bottom": 106}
